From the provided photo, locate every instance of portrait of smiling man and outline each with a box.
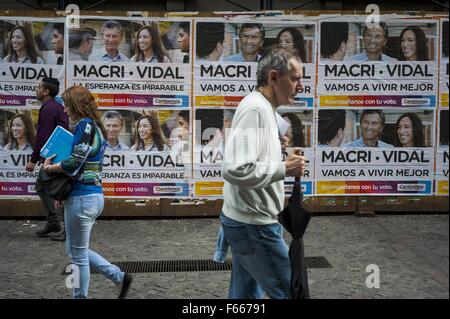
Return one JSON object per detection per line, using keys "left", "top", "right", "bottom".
{"left": 102, "top": 110, "right": 129, "bottom": 151}
{"left": 344, "top": 110, "right": 393, "bottom": 147}
{"left": 224, "top": 23, "right": 265, "bottom": 62}
{"left": 90, "top": 20, "right": 130, "bottom": 62}
{"left": 349, "top": 23, "right": 397, "bottom": 61}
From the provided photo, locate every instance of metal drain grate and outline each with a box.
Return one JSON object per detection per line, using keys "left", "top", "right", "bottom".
{"left": 62, "top": 257, "right": 332, "bottom": 275}
{"left": 305, "top": 256, "right": 333, "bottom": 269}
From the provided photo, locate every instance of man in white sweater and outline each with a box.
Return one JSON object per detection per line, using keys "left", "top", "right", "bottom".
{"left": 220, "top": 46, "right": 307, "bottom": 299}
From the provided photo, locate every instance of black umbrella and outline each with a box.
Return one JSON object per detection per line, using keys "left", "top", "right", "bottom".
{"left": 278, "top": 176, "right": 312, "bottom": 299}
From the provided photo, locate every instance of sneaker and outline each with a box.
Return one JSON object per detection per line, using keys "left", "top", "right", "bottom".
{"left": 50, "top": 230, "right": 66, "bottom": 242}
{"left": 36, "top": 222, "right": 61, "bottom": 237}
{"left": 118, "top": 273, "right": 133, "bottom": 299}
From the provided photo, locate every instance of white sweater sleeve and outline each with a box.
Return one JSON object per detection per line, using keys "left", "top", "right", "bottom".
{"left": 222, "top": 107, "right": 285, "bottom": 190}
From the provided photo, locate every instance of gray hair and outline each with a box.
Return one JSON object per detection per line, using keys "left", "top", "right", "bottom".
{"left": 101, "top": 20, "right": 124, "bottom": 35}
{"left": 360, "top": 109, "right": 385, "bottom": 126}
{"left": 256, "top": 46, "right": 300, "bottom": 88}
{"left": 102, "top": 110, "right": 124, "bottom": 125}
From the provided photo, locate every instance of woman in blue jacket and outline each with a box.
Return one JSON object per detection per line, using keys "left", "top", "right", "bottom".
{"left": 43, "top": 85, "right": 132, "bottom": 299}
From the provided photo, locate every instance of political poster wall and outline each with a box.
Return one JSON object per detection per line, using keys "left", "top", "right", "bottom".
{"left": 0, "top": 13, "right": 448, "bottom": 199}
{"left": 192, "top": 17, "right": 317, "bottom": 197}
{"left": 437, "top": 18, "right": 449, "bottom": 196}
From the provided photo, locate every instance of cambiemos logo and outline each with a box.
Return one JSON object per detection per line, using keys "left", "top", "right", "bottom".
{"left": 26, "top": 99, "right": 42, "bottom": 107}
{"left": 401, "top": 98, "right": 430, "bottom": 106}
{"left": 153, "top": 185, "right": 184, "bottom": 194}
{"left": 397, "top": 183, "right": 426, "bottom": 192}
{"left": 153, "top": 98, "right": 183, "bottom": 106}
{"left": 293, "top": 100, "right": 308, "bottom": 107}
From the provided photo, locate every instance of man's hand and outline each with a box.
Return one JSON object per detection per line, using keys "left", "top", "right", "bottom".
{"left": 285, "top": 147, "right": 307, "bottom": 177}
{"left": 25, "top": 161, "right": 36, "bottom": 172}
{"left": 280, "top": 136, "right": 289, "bottom": 150}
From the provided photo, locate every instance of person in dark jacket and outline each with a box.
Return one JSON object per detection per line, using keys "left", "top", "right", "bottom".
{"left": 26, "top": 77, "right": 69, "bottom": 239}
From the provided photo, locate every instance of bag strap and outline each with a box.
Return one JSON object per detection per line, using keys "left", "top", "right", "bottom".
{"left": 72, "top": 119, "right": 96, "bottom": 178}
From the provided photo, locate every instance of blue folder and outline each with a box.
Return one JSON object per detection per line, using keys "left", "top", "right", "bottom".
{"left": 40, "top": 126, "right": 74, "bottom": 164}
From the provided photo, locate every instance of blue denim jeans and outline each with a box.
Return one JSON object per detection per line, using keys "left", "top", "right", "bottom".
{"left": 64, "top": 193, "right": 124, "bottom": 299}
{"left": 213, "top": 226, "right": 229, "bottom": 263}
{"left": 220, "top": 212, "right": 291, "bottom": 299}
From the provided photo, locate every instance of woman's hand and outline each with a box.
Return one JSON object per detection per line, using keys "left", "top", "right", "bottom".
{"left": 55, "top": 200, "right": 65, "bottom": 209}
{"left": 43, "top": 154, "right": 56, "bottom": 168}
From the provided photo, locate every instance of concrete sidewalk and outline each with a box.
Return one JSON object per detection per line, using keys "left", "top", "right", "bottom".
{"left": 0, "top": 214, "right": 448, "bottom": 299}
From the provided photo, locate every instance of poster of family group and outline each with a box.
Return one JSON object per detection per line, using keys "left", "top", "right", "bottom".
{"left": 0, "top": 13, "right": 448, "bottom": 198}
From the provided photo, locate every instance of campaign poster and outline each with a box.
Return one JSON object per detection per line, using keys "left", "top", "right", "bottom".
{"left": 192, "top": 108, "right": 314, "bottom": 197}
{"left": 436, "top": 109, "right": 449, "bottom": 195}
{"left": 66, "top": 17, "right": 191, "bottom": 108}
{"left": 0, "top": 17, "right": 65, "bottom": 108}
{"left": 318, "top": 16, "right": 438, "bottom": 108}
{"left": 315, "top": 108, "right": 435, "bottom": 195}
{"left": 0, "top": 109, "right": 38, "bottom": 197}
{"left": 440, "top": 18, "right": 448, "bottom": 107}
{"left": 100, "top": 109, "right": 191, "bottom": 198}
{"left": 193, "top": 18, "right": 317, "bottom": 108}
{"left": 278, "top": 108, "right": 314, "bottom": 196}
{"left": 192, "top": 108, "right": 229, "bottom": 197}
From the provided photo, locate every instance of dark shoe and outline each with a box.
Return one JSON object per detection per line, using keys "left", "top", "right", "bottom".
{"left": 50, "top": 230, "right": 66, "bottom": 242}
{"left": 118, "top": 273, "right": 133, "bottom": 299}
{"left": 36, "top": 222, "right": 61, "bottom": 237}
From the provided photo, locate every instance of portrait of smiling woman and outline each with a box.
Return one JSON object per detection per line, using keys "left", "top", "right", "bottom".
{"left": 394, "top": 113, "right": 425, "bottom": 147}
{"left": 398, "top": 26, "right": 429, "bottom": 61}
{"left": 276, "top": 27, "right": 307, "bottom": 63}
{"left": 131, "top": 24, "right": 171, "bottom": 63}
{"left": 131, "top": 113, "right": 169, "bottom": 152}
{"left": 4, "top": 113, "right": 35, "bottom": 151}
{"left": 3, "top": 25, "right": 44, "bottom": 64}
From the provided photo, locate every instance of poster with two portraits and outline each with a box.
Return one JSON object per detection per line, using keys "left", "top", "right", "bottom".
{"left": 316, "top": 15, "right": 440, "bottom": 196}
{"left": 192, "top": 17, "right": 317, "bottom": 198}
{"left": 65, "top": 16, "right": 193, "bottom": 198}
